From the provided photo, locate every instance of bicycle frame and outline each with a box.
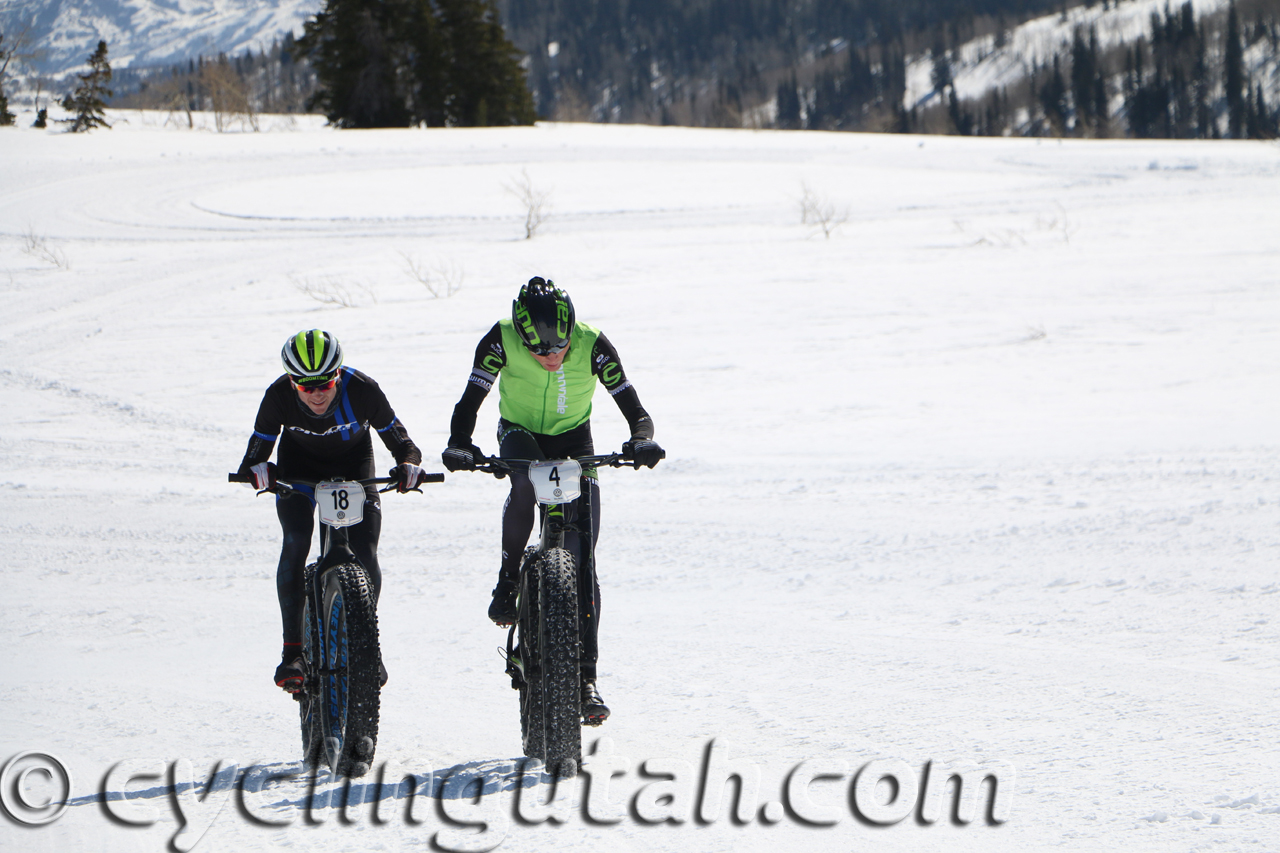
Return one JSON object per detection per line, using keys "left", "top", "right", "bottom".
{"left": 228, "top": 469, "right": 442, "bottom": 776}
{"left": 467, "top": 450, "right": 660, "bottom": 776}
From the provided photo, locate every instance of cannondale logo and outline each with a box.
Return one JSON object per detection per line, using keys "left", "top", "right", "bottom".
{"left": 514, "top": 305, "right": 539, "bottom": 344}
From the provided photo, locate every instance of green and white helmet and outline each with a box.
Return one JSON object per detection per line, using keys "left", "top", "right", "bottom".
{"left": 282, "top": 329, "right": 343, "bottom": 384}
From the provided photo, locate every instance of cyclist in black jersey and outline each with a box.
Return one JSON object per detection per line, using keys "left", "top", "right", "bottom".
{"left": 237, "top": 330, "right": 426, "bottom": 692}
{"left": 441, "top": 278, "right": 664, "bottom": 722}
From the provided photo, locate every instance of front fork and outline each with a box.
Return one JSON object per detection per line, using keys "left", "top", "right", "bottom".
{"left": 507, "top": 474, "right": 596, "bottom": 688}
{"left": 301, "top": 523, "right": 358, "bottom": 693}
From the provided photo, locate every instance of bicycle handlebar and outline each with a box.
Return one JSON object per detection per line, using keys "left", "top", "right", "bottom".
{"left": 228, "top": 470, "right": 445, "bottom": 493}
{"left": 470, "top": 450, "right": 662, "bottom": 477}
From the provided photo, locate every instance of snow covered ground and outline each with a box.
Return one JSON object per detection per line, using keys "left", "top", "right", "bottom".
{"left": 2, "top": 113, "right": 1279, "bottom": 852}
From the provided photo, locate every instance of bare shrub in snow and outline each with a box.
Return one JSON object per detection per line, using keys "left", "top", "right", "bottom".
{"left": 22, "top": 227, "right": 69, "bottom": 268}
{"left": 799, "top": 182, "right": 849, "bottom": 239}
{"left": 399, "top": 252, "right": 464, "bottom": 298}
{"left": 201, "top": 58, "right": 258, "bottom": 132}
{"left": 291, "top": 275, "right": 375, "bottom": 308}
{"left": 504, "top": 169, "right": 551, "bottom": 239}
{"left": 1035, "top": 202, "right": 1076, "bottom": 244}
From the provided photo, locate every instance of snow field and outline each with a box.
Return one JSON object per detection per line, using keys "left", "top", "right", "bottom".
{"left": 1, "top": 115, "right": 1279, "bottom": 852}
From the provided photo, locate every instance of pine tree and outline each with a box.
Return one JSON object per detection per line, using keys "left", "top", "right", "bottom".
{"left": 947, "top": 86, "right": 974, "bottom": 134}
{"left": 1, "top": 31, "right": 22, "bottom": 126}
{"left": 406, "top": 0, "right": 449, "bottom": 125}
{"left": 930, "top": 46, "right": 952, "bottom": 94}
{"left": 1070, "top": 27, "right": 1097, "bottom": 134}
{"left": 1040, "top": 55, "right": 1068, "bottom": 135}
{"left": 297, "top": 0, "right": 532, "bottom": 128}
{"left": 1225, "top": 2, "right": 1245, "bottom": 138}
{"left": 61, "top": 40, "right": 113, "bottom": 132}
{"left": 298, "top": 0, "right": 419, "bottom": 127}
{"left": 1258, "top": 87, "right": 1278, "bottom": 139}
{"left": 775, "top": 72, "right": 801, "bottom": 129}
{"left": 1193, "top": 22, "right": 1211, "bottom": 138}
{"left": 436, "top": 0, "right": 536, "bottom": 126}
{"left": 808, "top": 69, "right": 839, "bottom": 129}
{"left": 1244, "top": 82, "right": 1259, "bottom": 138}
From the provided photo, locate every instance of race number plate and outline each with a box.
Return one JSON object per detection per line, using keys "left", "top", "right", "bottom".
{"left": 528, "top": 459, "right": 581, "bottom": 505}
{"left": 316, "top": 481, "right": 364, "bottom": 528}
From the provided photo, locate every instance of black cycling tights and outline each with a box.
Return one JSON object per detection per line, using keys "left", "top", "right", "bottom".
{"left": 500, "top": 425, "right": 603, "bottom": 679}
{"left": 275, "top": 489, "right": 382, "bottom": 646}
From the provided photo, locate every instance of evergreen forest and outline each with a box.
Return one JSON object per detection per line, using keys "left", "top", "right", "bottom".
{"left": 99, "top": 0, "right": 1280, "bottom": 137}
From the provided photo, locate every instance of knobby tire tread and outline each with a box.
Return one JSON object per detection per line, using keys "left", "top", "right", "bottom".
{"left": 518, "top": 548, "right": 545, "bottom": 761}
{"left": 299, "top": 563, "right": 322, "bottom": 769}
{"left": 537, "top": 548, "right": 581, "bottom": 778}
{"left": 320, "top": 562, "right": 381, "bottom": 777}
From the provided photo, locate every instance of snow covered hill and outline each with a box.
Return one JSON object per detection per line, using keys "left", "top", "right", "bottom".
{"left": 2, "top": 115, "right": 1279, "bottom": 852}
{"left": 0, "top": 0, "right": 318, "bottom": 77}
{"left": 904, "top": 0, "right": 1280, "bottom": 117}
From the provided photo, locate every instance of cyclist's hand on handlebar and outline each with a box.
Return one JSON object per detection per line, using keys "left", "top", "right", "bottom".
{"left": 247, "top": 461, "right": 277, "bottom": 490}
{"left": 442, "top": 443, "right": 483, "bottom": 472}
{"left": 397, "top": 462, "right": 425, "bottom": 493}
{"left": 623, "top": 438, "right": 665, "bottom": 469}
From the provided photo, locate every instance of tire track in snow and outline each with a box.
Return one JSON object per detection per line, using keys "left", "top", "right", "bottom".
{"left": 0, "top": 368, "right": 231, "bottom": 436}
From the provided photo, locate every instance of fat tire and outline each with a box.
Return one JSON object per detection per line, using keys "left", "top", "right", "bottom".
{"left": 536, "top": 548, "right": 581, "bottom": 778}
{"left": 298, "top": 565, "right": 323, "bottom": 769}
{"left": 517, "top": 548, "right": 545, "bottom": 761}
{"left": 315, "top": 562, "right": 381, "bottom": 777}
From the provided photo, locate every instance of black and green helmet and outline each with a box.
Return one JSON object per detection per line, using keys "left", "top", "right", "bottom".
{"left": 512, "top": 277, "right": 575, "bottom": 355}
{"left": 281, "top": 329, "right": 343, "bottom": 384}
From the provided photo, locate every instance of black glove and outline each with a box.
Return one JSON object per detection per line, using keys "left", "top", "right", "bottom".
{"left": 397, "top": 462, "right": 425, "bottom": 493}
{"left": 623, "top": 438, "right": 664, "bottom": 469}
{"left": 442, "top": 443, "right": 483, "bottom": 472}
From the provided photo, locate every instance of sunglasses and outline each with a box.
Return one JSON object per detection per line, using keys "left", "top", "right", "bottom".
{"left": 293, "top": 375, "right": 340, "bottom": 393}
{"left": 528, "top": 340, "right": 569, "bottom": 357}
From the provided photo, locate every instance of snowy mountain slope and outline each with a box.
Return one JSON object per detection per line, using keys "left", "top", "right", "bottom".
{"left": 905, "top": 0, "right": 1236, "bottom": 108}
{"left": 0, "top": 0, "right": 319, "bottom": 77}
{"left": 1, "top": 114, "right": 1279, "bottom": 852}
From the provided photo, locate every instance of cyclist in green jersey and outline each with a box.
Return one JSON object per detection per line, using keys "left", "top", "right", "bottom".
{"left": 441, "top": 277, "right": 663, "bottom": 722}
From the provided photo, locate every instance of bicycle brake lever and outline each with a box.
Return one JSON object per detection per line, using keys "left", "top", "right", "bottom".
{"left": 476, "top": 459, "right": 508, "bottom": 479}
{"left": 378, "top": 483, "right": 425, "bottom": 494}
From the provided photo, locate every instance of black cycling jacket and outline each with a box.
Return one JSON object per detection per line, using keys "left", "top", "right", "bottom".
{"left": 237, "top": 367, "right": 421, "bottom": 481}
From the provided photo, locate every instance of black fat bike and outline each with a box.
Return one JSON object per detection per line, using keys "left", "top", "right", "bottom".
{"left": 470, "top": 450, "right": 660, "bottom": 778}
{"left": 229, "top": 470, "right": 443, "bottom": 777}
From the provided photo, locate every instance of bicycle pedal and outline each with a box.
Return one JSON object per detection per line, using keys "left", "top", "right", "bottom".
{"left": 278, "top": 677, "right": 304, "bottom": 694}
{"left": 582, "top": 713, "right": 608, "bottom": 727}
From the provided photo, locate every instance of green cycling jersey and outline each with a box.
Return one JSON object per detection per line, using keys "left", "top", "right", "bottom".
{"left": 495, "top": 318, "right": 601, "bottom": 434}
{"left": 448, "top": 318, "right": 652, "bottom": 445}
